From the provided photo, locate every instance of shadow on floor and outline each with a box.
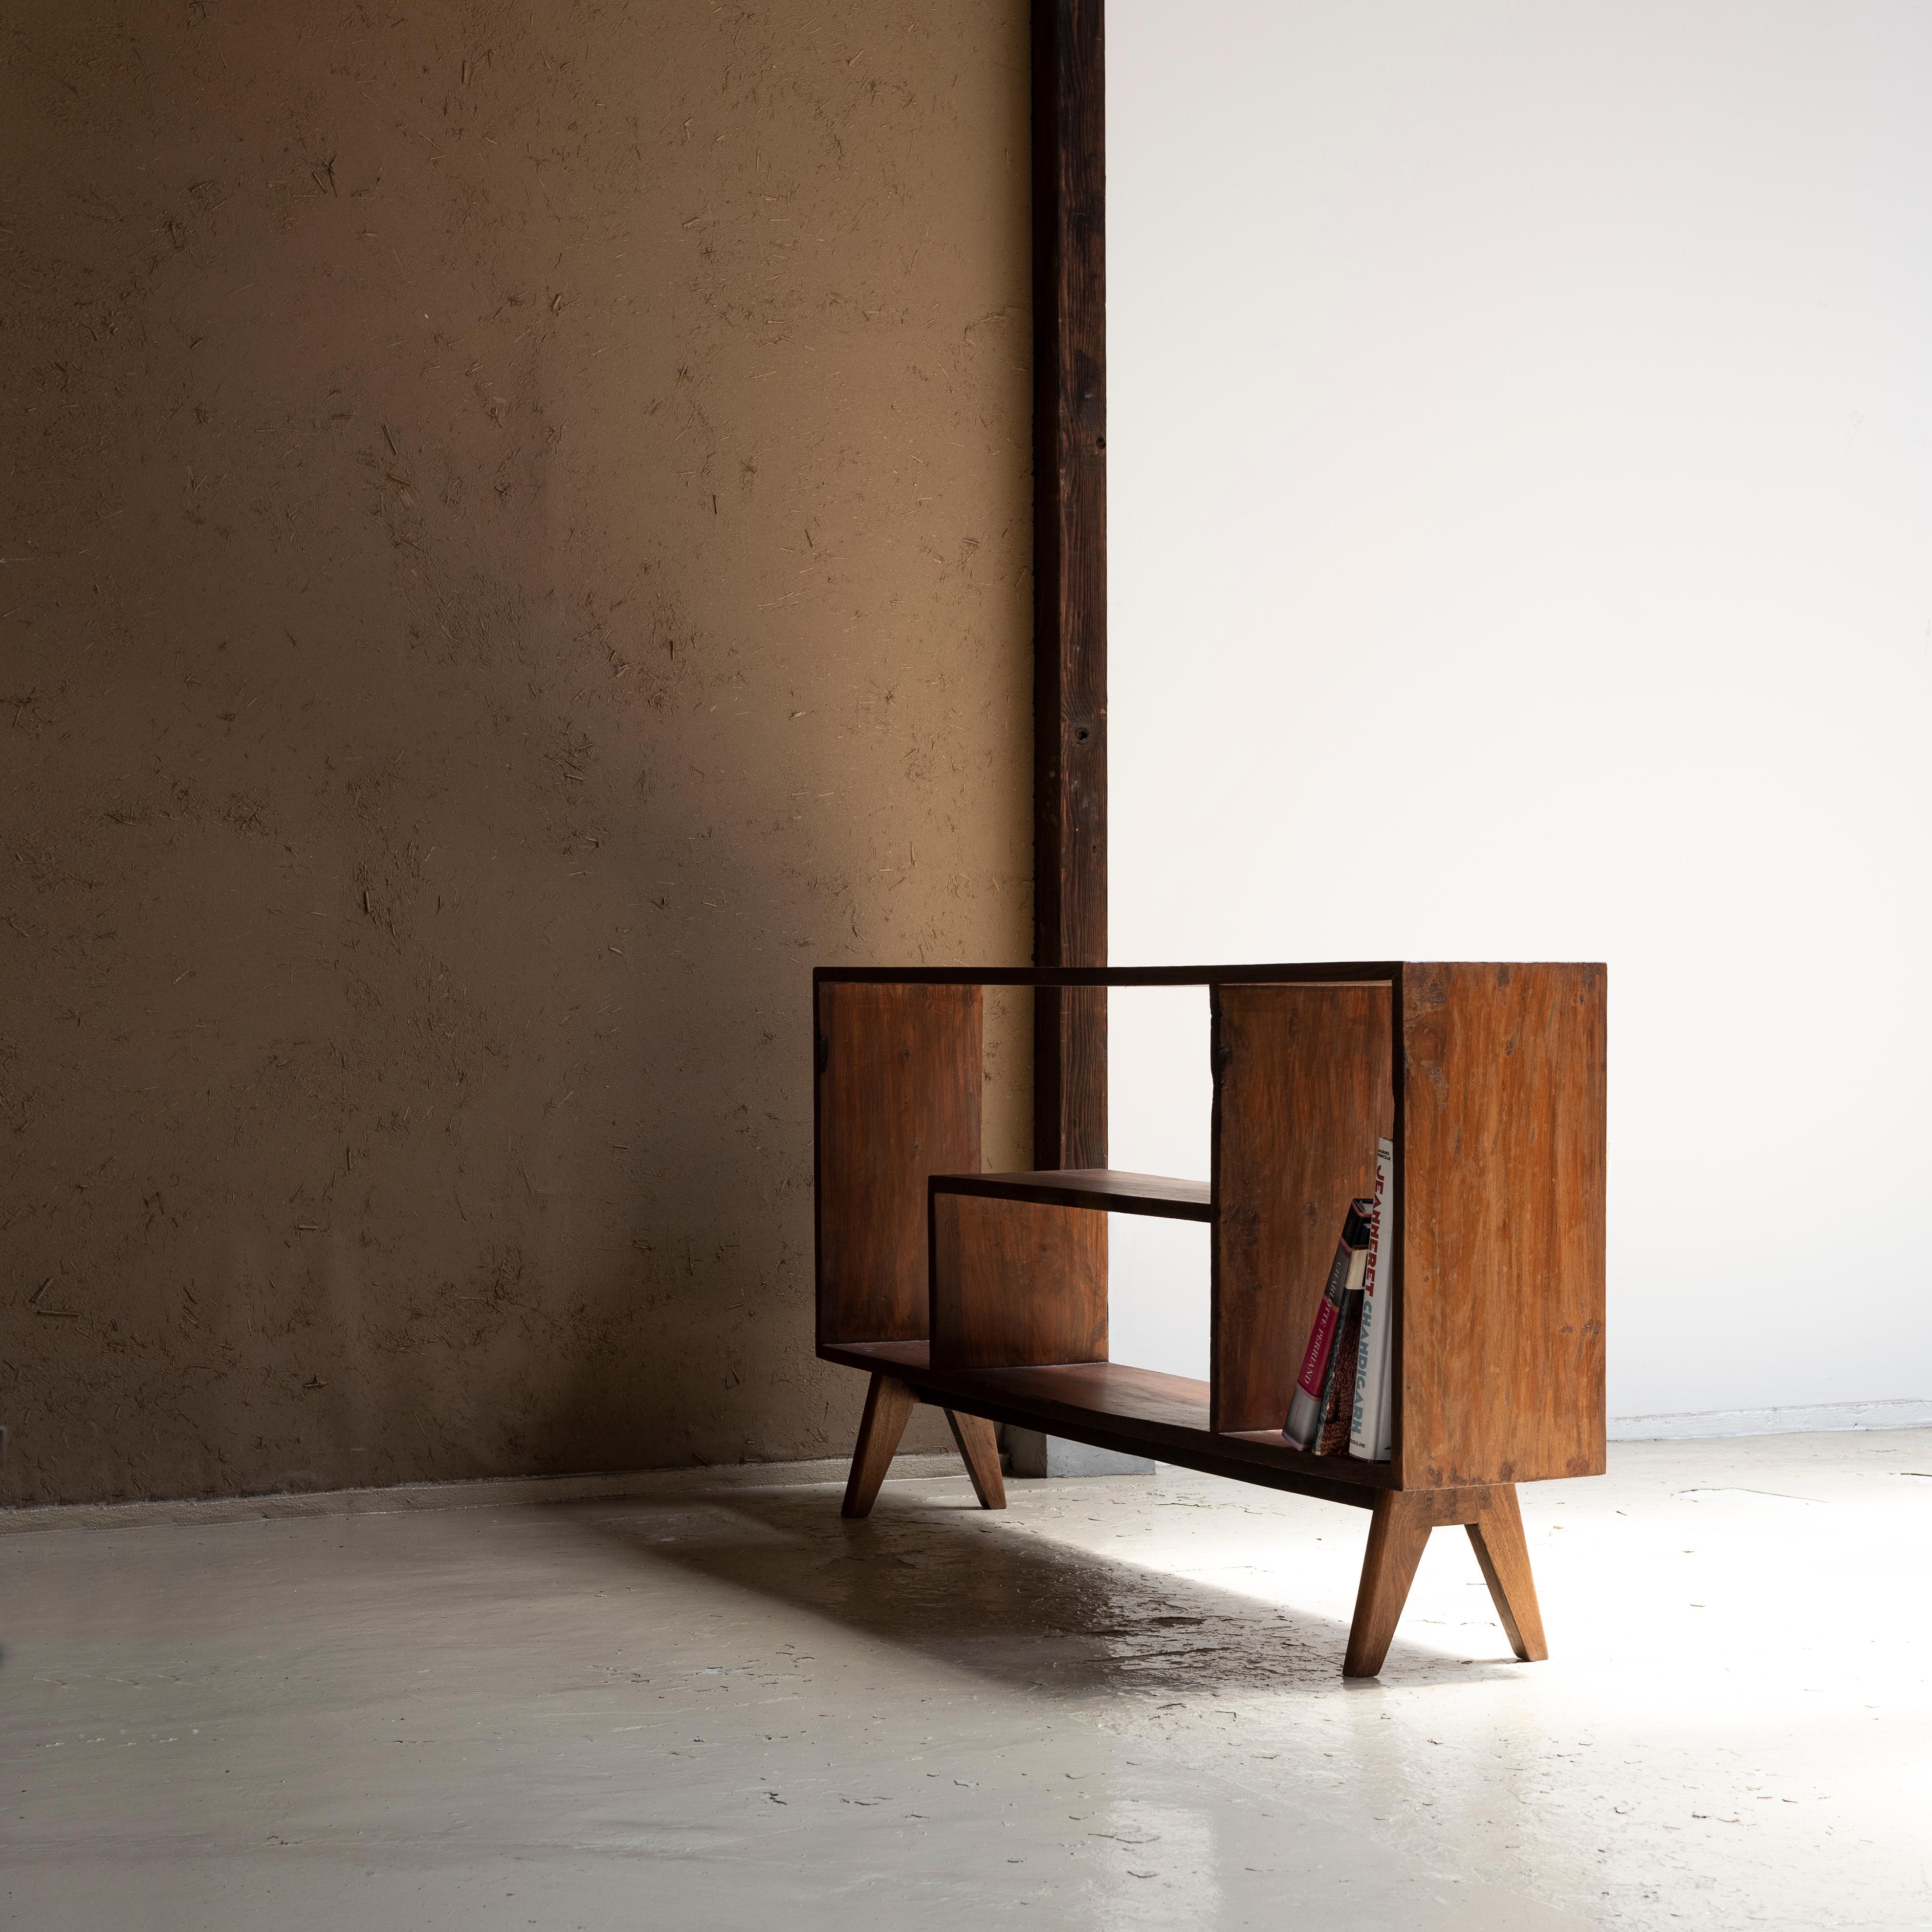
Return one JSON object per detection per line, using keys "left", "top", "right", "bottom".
{"left": 569, "top": 1471, "right": 1512, "bottom": 1700}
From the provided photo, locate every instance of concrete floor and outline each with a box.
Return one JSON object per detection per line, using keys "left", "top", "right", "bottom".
{"left": 4, "top": 1431, "right": 1929, "bottom": 1932}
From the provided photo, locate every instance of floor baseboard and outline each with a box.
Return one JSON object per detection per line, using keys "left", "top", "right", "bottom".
{"left": 1609, "top": 1398, "right": 1932, "bottom": 1442}
{"left": 13, "top": 1403, "right": 1931, "bottom": 1533}
{"left": 0, "top": 1450, "right": 969, "bottom": 1537}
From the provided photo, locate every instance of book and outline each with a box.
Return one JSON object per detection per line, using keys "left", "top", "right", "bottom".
{"left": 1316, "top": 1283, "right": 1364, "bottom": 1455}
{"left": 1349, "top": 1136, "right": 1396, "bottom": 1461}
{"left": 1283, "top": 1195, "right": 1375, "bottom": 1450}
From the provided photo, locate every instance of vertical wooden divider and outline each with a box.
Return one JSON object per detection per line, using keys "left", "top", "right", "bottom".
{"left": 815, "top": 981, "right": 983, "bottom": 1346}
{"left": 1397, "top": 963, "right": 1607, "bottom": 1488}
{"left": 1211, "top": 983, "right": 1395, "bottom": 1434}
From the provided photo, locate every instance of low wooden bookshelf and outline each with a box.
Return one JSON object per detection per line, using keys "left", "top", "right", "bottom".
{"left": 814, "top": 963, "right": 1606, "bottom": 1677}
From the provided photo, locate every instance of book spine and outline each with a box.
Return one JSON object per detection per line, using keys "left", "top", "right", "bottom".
{"left": 1371, "top": 1132, "right": 1395, "bottom": 1459}
{"left": 1349, "top": 1286, "right": 1376, "bottom": 1453}
{"left": 1349, "top": 1137, "right": 1396, "bottom": 1461}
{"left": 1284, "top": 1197, "right": 1373, "bottom": 1450}
{"left": 1374, "top": 1321, "right": 1394, "bottom": 1462}
{"left": 1316, "top": 1281, "right": 1365, "bottom": 1455}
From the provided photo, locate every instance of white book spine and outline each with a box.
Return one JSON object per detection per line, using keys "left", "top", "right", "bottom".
{"left": 1349, "top": 1136, "right": 1396, "bottom": 1460}
{"left": 1347, "top": 1288, "right": 1379, "bottom": 1457}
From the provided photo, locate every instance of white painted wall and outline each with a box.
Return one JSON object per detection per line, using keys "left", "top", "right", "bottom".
{"left": 1104, "top": 0, "right": 1932, "bottom": 1416}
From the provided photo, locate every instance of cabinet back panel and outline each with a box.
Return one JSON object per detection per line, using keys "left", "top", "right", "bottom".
{"left": 815, "top": 982, "right": 982, "bottom": 1345}
{"left": 930, "top": 1193, "right": 1108, "bottom": 1370}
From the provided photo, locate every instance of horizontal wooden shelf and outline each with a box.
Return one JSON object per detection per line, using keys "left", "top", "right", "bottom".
{"left": 820, "top": 1339, "right": 1401, "bottom": 1506}
{"left": 930, "top": 1168, "right": 1214, "bottom": 1222}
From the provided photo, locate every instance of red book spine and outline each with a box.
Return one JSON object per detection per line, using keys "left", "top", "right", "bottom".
{"left": 1296, "top": 1297, "right": 1341, "bottom": 1401}
{"left": 1283, "top": 1197, "right": 1375, "bottom": 1449}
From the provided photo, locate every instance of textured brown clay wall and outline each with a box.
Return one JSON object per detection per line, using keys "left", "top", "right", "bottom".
{"left": 0, "top": 3, "right": 1033, "bottom": 1505}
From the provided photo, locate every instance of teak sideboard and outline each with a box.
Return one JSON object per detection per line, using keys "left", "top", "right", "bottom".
{"left": 814, "top": 962, "right": 1606, "bottom": 1676}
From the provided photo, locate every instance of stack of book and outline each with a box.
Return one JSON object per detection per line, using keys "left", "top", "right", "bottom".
{"left": 1281, "top": 1136, "right": 1395, "bottom": 1461}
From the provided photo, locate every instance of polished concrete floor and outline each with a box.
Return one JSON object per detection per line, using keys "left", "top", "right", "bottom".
{"left": 4, "top": 1430, "right": 1929, "bottom": 1931}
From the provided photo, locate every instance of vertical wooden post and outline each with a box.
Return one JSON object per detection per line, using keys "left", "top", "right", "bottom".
{"left": 1032, "top": 0, "right": 1108, "bottom": 1170}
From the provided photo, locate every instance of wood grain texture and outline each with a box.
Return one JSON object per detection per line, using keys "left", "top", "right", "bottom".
{"left": 944, "top": 1410, "right": 1008, "bottom": 1509}
{"left": 840, "top": 1373, "right": 918, "bottom": 1519}
{"left": 815, "top": 981, "right": 982, "bottom": 1346}
{"left": 980, "top": 1357, "right": 1205, "bottom": 1431}
{"left": 1344, "top": 1491, "right": 1435, "bottom": 1676}
{"left": 935, "top": 1168, "right": 1213, "bottom": 1220}
{"left": 832, "top": 1342, "right": 1205, "bottom": 1431}
{"left": 1466, "top": 1487, "right": 1548, "bottom": 1661}
{"left": 1034, "top": 988, "right": 1108, "bottom": 1171}
{"left": 1397, "top": 963, "right": 1607, "bottom": 1487}
{"left": 929, "top": 1191, "right": 1107, "bottom": 1370}
{"left": 1031, "top": 0, "right": 1107, "bottom": 1171}
{"left": 1210, "top": 983, "right": 1395, "bottom": 1432}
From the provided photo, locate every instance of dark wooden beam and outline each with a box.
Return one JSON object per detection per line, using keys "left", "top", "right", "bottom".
{"left": 1032, "top": 0, "right": 1108, "bottom": 1170}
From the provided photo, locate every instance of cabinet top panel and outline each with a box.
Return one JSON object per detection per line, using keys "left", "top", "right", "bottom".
{"left": 815, "top": 961, "right": 1601, "bottom": 989}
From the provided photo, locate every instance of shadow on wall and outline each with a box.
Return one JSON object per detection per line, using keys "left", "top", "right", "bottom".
{"left": 0, "top": 1, "right": 1033, "bottom": 1505}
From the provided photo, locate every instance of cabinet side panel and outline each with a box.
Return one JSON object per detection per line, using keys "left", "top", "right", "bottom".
{"left": 931, "top": 1194, "right": 1107, "bottom": 1370}
{"left": 1399, "top": 963, "right": 1607, "bottom": 1487}
{"left": 816, "top": 982, "right": 983, "bottom": 1345}
{"left": 1211, "top": 984, "right": 1394, "bottom": 1433}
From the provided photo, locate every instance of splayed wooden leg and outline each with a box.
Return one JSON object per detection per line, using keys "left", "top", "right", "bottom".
{"left": 944, "top": 1409, "right": 1007, "bottom": 1509}
{"left": 1344, "top": 1490, "right": 1435, "bottom": 1677}
{"left": 1466, "top": 1485, "right": 1548, "bottom": 1661}
{"left": 840, "top": 1373, "right": 918, "bottom": 1519}
{"left": 1344, "top": 1484, "right": 1549, "bottom": 1676}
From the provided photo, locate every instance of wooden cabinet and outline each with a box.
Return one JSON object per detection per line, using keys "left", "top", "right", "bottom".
{"left": 815, "top": 962, "right": 1605, "bottom": 1676}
